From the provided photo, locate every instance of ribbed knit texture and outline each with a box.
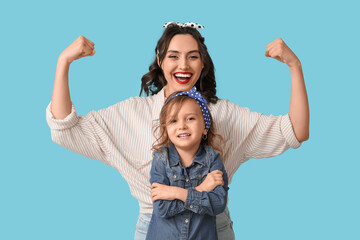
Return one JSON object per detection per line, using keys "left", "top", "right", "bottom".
{"left": 46, "top": 88, "right": 301, "bottom": 214}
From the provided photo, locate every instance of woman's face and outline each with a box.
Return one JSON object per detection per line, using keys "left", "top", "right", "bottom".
{"left": 159, "top": 34, "right": 204, "bottom": 97}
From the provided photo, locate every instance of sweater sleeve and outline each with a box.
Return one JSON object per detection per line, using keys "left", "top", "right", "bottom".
{"left": 46, "top": 102, "right": 108, "bottom": 163}
{"left": 243, "top": 112, "right": 302, "bottom": 159}
{"left": 45, "top": 97, "right": 151, "bottom": 167}
{"left": 212, "top": 100, "right": 301, "bottom": 161}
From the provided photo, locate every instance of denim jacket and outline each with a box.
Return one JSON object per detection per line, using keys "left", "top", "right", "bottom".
{"left": 146, "top": 144, "right": 229, "bottom": 240}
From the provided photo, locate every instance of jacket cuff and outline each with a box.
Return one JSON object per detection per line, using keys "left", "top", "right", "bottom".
{"left": 46, "top": 101, "right": 79, "bottom": 130}
{"left": 184, "top": 188, "right": 201, "bottom": 213}
{"left": 281, "top": 114, "right": 302, "bottom": 149}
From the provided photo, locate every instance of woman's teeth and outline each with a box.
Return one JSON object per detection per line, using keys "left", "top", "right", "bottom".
{"left": 174, "top": 73, "right": 192, "bottom": 81}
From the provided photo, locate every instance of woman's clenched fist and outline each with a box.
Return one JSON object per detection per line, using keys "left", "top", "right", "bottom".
{"left": 59, "top": 35, "right": 95, "bottom": 64}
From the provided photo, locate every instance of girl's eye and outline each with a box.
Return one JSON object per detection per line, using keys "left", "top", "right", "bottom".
{"left": 170, "top": 119, "right": 177, "bottom": 123}
{"left": 187, "top": 117, "right": 195, "bottom": 121}
{"left": 168, "top": 55, "right": 178, "bottom": 59}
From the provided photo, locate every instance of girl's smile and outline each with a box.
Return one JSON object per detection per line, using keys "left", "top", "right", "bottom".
{"left": 166, "top": 99, "right": 207, "bottom": 154}
{"left": 177, "top": 133, "right": 191, "bottom": 138}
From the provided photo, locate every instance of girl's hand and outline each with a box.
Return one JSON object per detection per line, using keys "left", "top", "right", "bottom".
{"left": 59, "top": 36, "right": 95, "bottom": 64}
{"left": 195, "top": 170, "right": 224, "bottom": 192}
{"left": 151, "top": 183, "right": 177, "bottom": 202}
{"left": 265, "top": 38, "right": 300, "bottom": 68}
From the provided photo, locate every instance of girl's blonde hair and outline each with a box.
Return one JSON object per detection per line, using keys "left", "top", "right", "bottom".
{"left": 153, "top": 92, "right": 223, "bottom": 155}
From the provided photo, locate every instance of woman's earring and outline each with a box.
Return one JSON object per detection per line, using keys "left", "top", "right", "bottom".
{"left": 202, "top": 134, "right": 207, "bottom": 140}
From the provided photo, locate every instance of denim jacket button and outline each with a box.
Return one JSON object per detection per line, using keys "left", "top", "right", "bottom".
{"left": 190, "top": 205, "right": 193, "bottom": 209}
{"left": 173, "top": 174, "right": 176, "bottom": 179}
{"left": 186, "top": 178, "right": 189, "bottom": 182}
{"left": 185, "top": 219, "right": 189, "bottom": 223}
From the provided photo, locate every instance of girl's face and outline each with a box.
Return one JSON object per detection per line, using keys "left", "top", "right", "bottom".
{"left": 166, "top": 99, "right": 207, "bottom": 153}
{"left": 159, "top": 34, "right": 204, "bottom": 97}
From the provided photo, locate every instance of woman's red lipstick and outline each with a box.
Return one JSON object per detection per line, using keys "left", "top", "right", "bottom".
{"left": 173, "top": 72, "right": 193, "bottom": 84}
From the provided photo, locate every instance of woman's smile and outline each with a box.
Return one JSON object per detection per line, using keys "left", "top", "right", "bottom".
{"left": 160, "top": 34, "right": 204, "bottom": 97}
{"left": 174, "top": 72, "right": 193, "bottom": 84}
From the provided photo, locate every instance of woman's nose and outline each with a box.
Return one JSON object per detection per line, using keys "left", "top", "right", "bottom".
{"left": 179, "top": 57, "right": 189, "bottom": 70}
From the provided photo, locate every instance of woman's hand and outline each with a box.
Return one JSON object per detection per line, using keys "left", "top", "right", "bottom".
{"left": 265, "top": 38, "right": 300, "bottom": 68}
{"left": 195, "top": 170, "right": 224, "bottom": 192}
{"left": 59, "top": 36, "right": 95, "bottom": 64}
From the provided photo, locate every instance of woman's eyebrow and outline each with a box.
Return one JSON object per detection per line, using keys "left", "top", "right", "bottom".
{"left": 188, "top": 50, "right": 200, "bottom": 54}
{"left": 167, "top": 50, "right": 200, "bottom": 54}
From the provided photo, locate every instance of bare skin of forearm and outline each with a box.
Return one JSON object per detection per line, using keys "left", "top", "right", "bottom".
{"left": 51, "top": 58, "right": 72, "bottom": 120}
{"left": 264, "top": 38, "right": 310, "bottom": 142}
{"left": 288, "top": 61, "right": 310, "bottom": 142}
{"left": 50, "top": 36, "right": 95, "bottom": 119}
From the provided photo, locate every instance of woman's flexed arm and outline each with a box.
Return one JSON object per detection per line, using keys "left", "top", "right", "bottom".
{"left": 265, "top": 38, "right": 310, "bottom": 142}
{"left": 47, "top": 36, "right": 111, "bottom": 163}
{"left": 51, "top": 36, "right": 95, "bottom": 119}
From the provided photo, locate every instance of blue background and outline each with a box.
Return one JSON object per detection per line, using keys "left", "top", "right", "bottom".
{"left": 1, "top": 0, "right": 359, "bottom": 239}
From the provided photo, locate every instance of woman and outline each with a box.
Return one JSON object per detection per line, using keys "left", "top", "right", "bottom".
{"left": 47, "top": 22, "right": 309, "bottom": 239}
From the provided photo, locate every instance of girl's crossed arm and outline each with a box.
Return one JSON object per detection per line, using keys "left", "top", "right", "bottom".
{"left": 185, "top": 151, "right": 229, "bottom": 216}
{"left": 150, "top": 152, "right": 187, "bottom": 218}
{"left": 150, "top": 151, "right": 228, "bottom": 218}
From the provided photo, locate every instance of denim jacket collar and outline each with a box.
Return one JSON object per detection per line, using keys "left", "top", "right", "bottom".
{"left": 169, "top": 143, "right": 207, "bottom": 167}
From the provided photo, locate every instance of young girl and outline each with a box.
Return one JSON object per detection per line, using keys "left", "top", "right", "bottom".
{"left": 47, "top": 22, "right": 309, "bottom": 239}
{"left": 147, "top": 87, "right": 228, "bottom": 240}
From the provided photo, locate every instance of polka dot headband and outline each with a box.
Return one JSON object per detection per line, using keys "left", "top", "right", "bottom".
{"left": 163, "top": 21, "right": 204, "bottom": 29}
{"left": 170, "top": 86, "right": 211, "bottom": 132}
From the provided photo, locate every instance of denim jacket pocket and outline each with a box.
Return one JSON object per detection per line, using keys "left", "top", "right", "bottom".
{"left": 189, "top": 166, "right": 210, "bottom": 186}
{"left": 167, "top": 170, "right": 186, "bottom": 187}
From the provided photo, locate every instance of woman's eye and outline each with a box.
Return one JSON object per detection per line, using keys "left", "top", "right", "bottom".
{"left": 168, "top": 55, "right": 178, "bottom": 59}
{"left": 189, "top": 55, "right": 199, "bottom": 59}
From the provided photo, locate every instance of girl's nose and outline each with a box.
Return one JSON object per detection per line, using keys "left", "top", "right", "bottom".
{"left": 178, "top": 120, "right": 188, "bottom": 129}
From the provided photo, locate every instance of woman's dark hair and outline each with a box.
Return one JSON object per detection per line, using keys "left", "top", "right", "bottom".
{"left": 140, "top": 23, "right": 218, "bottom": 104}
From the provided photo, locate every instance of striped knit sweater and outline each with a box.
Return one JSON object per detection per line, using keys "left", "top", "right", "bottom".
{"left": 46, "top": 88, "right": 301, "bottom": 214}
